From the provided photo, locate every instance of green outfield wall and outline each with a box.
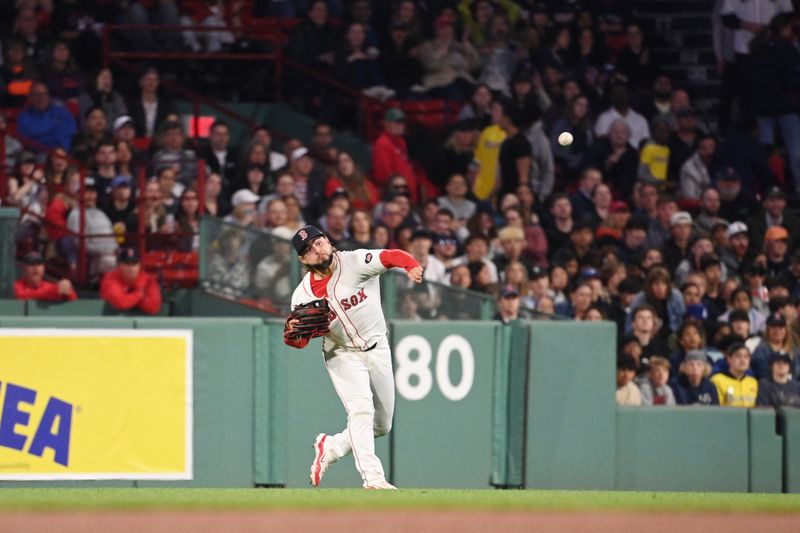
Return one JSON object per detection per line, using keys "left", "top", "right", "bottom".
{"left": 0, "top": 315, "right": 798, "bottom": 491}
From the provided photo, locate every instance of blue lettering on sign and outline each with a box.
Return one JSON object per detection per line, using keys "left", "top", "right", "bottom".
{"left": 0, "top": 381, "right": 73, "bottom": 467}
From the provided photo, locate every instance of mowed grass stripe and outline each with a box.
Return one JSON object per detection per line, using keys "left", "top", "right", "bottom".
{"left": 0, "top": 489, "right": 799, "bottom": 513}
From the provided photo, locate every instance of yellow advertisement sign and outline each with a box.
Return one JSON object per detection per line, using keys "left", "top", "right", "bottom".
{"left": 0, "top": 329, "right": 192, "bottom": 480}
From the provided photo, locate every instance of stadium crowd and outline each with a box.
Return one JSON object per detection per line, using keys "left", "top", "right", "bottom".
{"left": 2, "top": 1, "right": 800, "bottom": 408}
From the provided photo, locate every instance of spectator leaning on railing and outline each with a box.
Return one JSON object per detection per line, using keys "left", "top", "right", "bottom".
{"left": 14, "top": 250, "right": 77, "bottom": 302}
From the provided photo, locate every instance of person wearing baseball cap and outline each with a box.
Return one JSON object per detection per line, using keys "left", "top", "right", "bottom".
{"left": 719, "top": 220, "right": 751, "bottom": 273}
{"left": 14, "top": 251, "right": 78, "bottom": 302}
{"left": 286, "top": 224, "right": 422, "bottom": 490}
{"left": 669, "top": 349, "right": 719, "bottom": 405}
{"left": 373, "top": 103, "right": 424, "bottom": 203}
{"left": 495, "top": 284, "right": 521, "bottom": 324}
{"left": 755, "top": 352, "right": 800, "bottom": 408}
{"left": 112, "top": 115, "right": 136, "bottom": 142}
{"left": 746, "top": 184, "right": 799, "bottom": 253}
{"left": 224, "top": 189, "right": 261, "bottom": 227}
{"left": 99, "top": 246, "right": 162, "bottom": 315}
{"left": 764, "top": 225, "right": 791, "bottom": 278}
{"left": 749, "top": 312, "right": 791, "bottom": 380}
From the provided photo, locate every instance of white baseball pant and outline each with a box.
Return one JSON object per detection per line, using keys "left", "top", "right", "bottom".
{"left": 323, "top": 336, "right": 394, "bottom": 486}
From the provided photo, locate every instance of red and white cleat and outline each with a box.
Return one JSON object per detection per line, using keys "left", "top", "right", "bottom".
{"left": 309, "top": 433, "right": 333, "bottom": 487}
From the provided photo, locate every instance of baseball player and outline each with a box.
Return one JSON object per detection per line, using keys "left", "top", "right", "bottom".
{"left": 284, "top": 225, "right": 423, "bottom": 490}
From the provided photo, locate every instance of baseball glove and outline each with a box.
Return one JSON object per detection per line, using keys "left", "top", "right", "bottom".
{"left": 284, "top": 299, "right": 331, "bottom": 342}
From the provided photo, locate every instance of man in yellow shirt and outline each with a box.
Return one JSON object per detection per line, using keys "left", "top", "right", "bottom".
{"left": 472, "top": 101, "right": 506, "bottom": 200}
{"left": 711, "top": 342, "right": 758, "bottom": 407}
{"left": 638, "top": 116, "right": 671, "bottom": 185}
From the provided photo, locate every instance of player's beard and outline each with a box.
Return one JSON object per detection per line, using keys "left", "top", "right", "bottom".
{"left": 308, "top": 254, "right": 334, "bottom": 274}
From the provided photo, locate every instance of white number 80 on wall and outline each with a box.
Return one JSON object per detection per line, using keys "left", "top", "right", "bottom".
{"left": 394, "top": 334, "right": 475, "bottom": 401}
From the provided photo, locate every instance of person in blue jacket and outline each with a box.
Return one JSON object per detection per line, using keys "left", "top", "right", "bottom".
{"left": 669, "top": 349, "right": 720, "bottom": 405}
{"left": 16, "top": 81, "right": 77, "bottom": 152}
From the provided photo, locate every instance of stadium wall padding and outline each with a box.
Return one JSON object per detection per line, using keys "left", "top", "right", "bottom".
{"left": 526, "top": 321, "right": 617, "bottom": 490}
{"left": 1, "top": 315, "right": 799, "bottom": 491}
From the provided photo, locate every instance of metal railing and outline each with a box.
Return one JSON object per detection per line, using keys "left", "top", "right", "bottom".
{"left": 198, "top": 216, "right": 498, "bottom": 320}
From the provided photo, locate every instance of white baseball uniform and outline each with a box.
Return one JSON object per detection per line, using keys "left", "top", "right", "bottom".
{"left": 289, "top": 248, "right": 417, "bottom": 487}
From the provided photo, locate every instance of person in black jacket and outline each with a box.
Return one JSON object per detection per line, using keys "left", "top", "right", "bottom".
{"left": 756, "top": 353, "right": 800, "bottom": 408}
{"left": 751, "top": 14, "right": 800, "bottom": 192}
{"left": 669, "top": 349, "right": 720, "bottom": 405}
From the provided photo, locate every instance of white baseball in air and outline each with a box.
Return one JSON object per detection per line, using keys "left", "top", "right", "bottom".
{"left": 557, "top": 132, "right": 573, "bottom": 146}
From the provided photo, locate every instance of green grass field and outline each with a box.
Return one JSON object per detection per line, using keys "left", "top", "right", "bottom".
{"left": 0, "top": 488, "right": 799, "bottom": 513}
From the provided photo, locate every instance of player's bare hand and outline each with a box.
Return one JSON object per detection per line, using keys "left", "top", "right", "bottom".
{"left": 407, "top": 266, "right": 423, "bottom": 284}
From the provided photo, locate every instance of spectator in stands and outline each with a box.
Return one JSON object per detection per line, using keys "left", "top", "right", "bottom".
{"left": 249, "top": 125, "right": 287, "bottom": 173}
{"left": 14, "top": 250, "right": 77, "bottom": 302}
{"left": 493, "top": 225, "right": 532, "bottom": 278}
{"left": 497, "top": 100, "right": 533, "bottom": 199}
{"left": 379, "top": 20, "right": 423, "bottom": 99}
{"left": 747, "top": 186, "right": 798, "bottom": 256}
{"left": 639, "top": 356, "right": 676, "bottom": 405}
{"left": 197, "top": 120, "right": 239, "bottom": 195}
{"left": 338, "top": 208, "right": 376, "bottom": 251}
{"left": 614, "top": 23, "right": 656, "bottom": 91}
{"left": 437, "top": 173, "right": 476, "bottom": 228}
{"left": 102, "top": 175, "right": 135, "bottom": 240}
{"left": 679, "top": 136, "right": 718, "bottom": 203}
{"left": 764, "top": 226, "right": 791, "bottom": 280}
{"left": 259, "top": 197, "right": 288, "bottom": 232}
{"left": 100, "top": 246, "right": 162, "bottom": 315}
{"left": 569, "top": 167, "right": 603, "bottom": 222}
{"left": 477, "top": 12, "right": 517, "bottom": 97}
{"left": 716, "top": 167, "right": 759, "bottom": 224}
{"left": 720, "top": 288, "right": 766, "bottom": 339}
{"left": 224, "top": 189, "right": 259, "bottom": 228}
{"left": 128, "top": 67, "right": 175, "bottom": 138}
{"left": 12, "top": 7, "right": 49, "bottom": 65}
{"left": 71, "top": 106, "right": 110, "bottom": 165}
{"left": 406, "top": 229, "right": 444, "bottom": 284}
{"left": 719, "top": 220, "right": 750, "bottom": 274}
{"left": 40, "top": 147, "right": 68, "bottom": 197}
{"left": 750, "top": 311, "right": 798, "bottom": 380}
{"left": 617, "top": 215, "right": 649, "bottom": 264}
{"left": 282, "top": 195, "right": 306, "bottom": 232}
{"left": 1, "top": 37, "right": 37, "bottom": 109}
{"left": 523, "top": 104, "right": 555, "bottom": 200}
{"left": 646, "top": 195, "right": 679, "bottom": 250}
{"left": 418, "top": 12, "right": 480, "bottom": 100}
{"left": 673, "top": 235, "right": 727, "bottom": 286}
{"left": 494, "top": 284, "right": 521, "bottom": 323}
{"left": 40, "top": 37, "right": 85, "bottom": 107}
{"left": 757, "top": 353, "right": 800, "bottom": 408}
{"left": 458, "top": 84, "right": 494, "bottom": 129}
{"left": 594, "top": 83, "right": 650, "bottom": 148}
{"left": 711, "top": 341, "right": 758, "bottom": 407}
{"left": 65, "top": 176, "right": 117, "bottom": 276}
{"left": 453, "top": 233, "right": 498, "bottom": 283}
{"left": 719, "top": 0, "right": 794, "bottom": 125}
{"left": 78, "top": 68, "right": 127, "bottom": 127}
{"left": 751, "top": 14, "right": 800, "bottom": 193}
{"left": 550, "top": 94, "right": 594, "bottom": 182}
{"left": 663, "top": 211, "right": 694, "bottom": 273}
{"left": 628, "top": 266, "right": 686, "bottom": 339}
{"left": 112, "top": 116, "right": 137, "bottom": 146}
{"left": 638, "top": 116, "right": 671, "bottom": 186}
{"left": 203, "top": 172, "right": 230, "bottom": 218}
{"left": 667, "top": 107, "right": 702, "bottom": 183}
{"left": 670, "top": 349, "right": 720, "bottom": 405}
{"left": 471, "top": 100, "right": 506, "bottom": 201}
{"left": 336, "top": 22, "right": 386, "bottom": 94}
{"left": 371, "top": 107, "right": 424, "bottom": 201}
{"left": 284, "top": 146, "right": 325, "bottom": 222}
{"left": 206, "top": 228, "right": 251, "bottom": 298}
{"left": 152, "top": 121, "right": 198, "bottom": 186}
{"left": 44, "top": 166, "right": 79, "bottom": 257}
{"left": 325, "top": 151, "right": 378, "bottom": 211}
{"left": 585, "top": 119, "right": 638, "bottom": 201}
{"left": 639, "top": 73, "right": 673, "bottom": 122}
{"left": 432, "top": 120, "right": 477, "bottom": 192}
{"left": 588, "top": 182, "right": 614, "bottom": 229}
{"left": 252, "top": 225, "right": 294, "bottom": 310}
{"left": 616, "top": 356, "right": 643, "bottom": 406}
{"left": 17, "top": 82, "right": 77, "bottom": 151}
